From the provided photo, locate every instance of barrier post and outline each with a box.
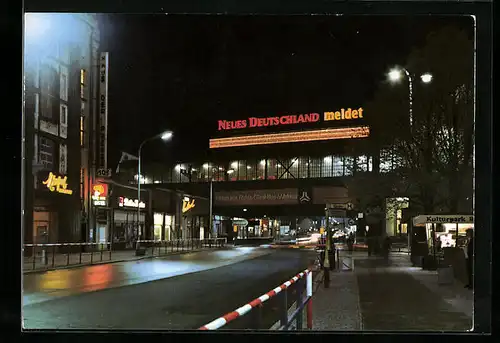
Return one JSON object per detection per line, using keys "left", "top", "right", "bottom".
{"left": 90, "top": 248, "right": 94, "bottom": 264}
{"left": 66, "top": 247, "right": 70, "bottom": 266}
{"left": 32, "top": 245, "right": 36, "bottom": 270}
{"left": 100, "top": 244, "right": 104, "bottom": 261}
{"left": 52, "top": 245, "right": 56, "bottom": 267}
{"left": 279, "top": 288, "right": 288, "bottom": 328}
{"left": 252, "top": 303, "right": 263, "bottom": 330}
{"left": 296, "top": 279, "right": 304, "bottom": 330}
{"left": 306, "top": 270, "right": 313, "bottom": 330}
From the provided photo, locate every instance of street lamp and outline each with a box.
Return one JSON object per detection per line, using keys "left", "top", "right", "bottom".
{"left": 136, "top": 130, "right": 173, "bottom": 249}
{"left": 387, "top": 67, "right": 433, "bottom": 128}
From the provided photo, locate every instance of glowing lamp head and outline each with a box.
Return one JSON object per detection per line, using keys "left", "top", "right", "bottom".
{"left": 420, "top": 73, "right": 433, "bottom": 83}
{"left": 161, "top": 131, "right": 173, "bottom": 141}
{"left": 388, "top": 69, "right": 403, "bottom": 82}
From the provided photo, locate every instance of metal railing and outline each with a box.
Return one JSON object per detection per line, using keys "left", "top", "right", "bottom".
{"left": 23, "top": 242, "right": 112, "bottom": 271}
{"left": 198, "top": 267, "right": 314, "bottom": 331}
{"left": 23, "top": 238, "right": 227, "bottom": 271}
{"left": 136, "top": 238, "right": 227, "bottom": 256}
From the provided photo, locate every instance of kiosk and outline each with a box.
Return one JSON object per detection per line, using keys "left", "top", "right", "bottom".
{"left": 412, "top": 215, "right": 474, "bottom": 278}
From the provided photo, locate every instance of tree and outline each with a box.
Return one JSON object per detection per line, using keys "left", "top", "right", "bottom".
{"left": 364, "top": 26, "right": 474, "bottom": 214}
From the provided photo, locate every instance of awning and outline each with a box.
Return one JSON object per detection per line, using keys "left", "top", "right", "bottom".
{"left": 412, "top": 214, "right": 474, "bottom": 226}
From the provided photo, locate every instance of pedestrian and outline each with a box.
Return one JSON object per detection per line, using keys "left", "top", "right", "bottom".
{"left": 382, "top": 235, "right": 391, "bottom": 264}
{"left": 464, "top": 229, "right": 474, "bottom": 290}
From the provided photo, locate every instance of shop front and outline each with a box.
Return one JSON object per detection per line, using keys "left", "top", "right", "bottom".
{"left": 178, "top": 196, "right": 210, "bottom": 240}
{"left": 412, "top": 214, "right": 474, "bottom": 272}
{"left": 33, "top": 171, "right": 80, "bottom": 244}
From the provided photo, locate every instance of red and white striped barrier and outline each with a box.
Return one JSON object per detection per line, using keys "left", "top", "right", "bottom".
{"left": 199, "top": 268, "right": 312, "bottom": 330}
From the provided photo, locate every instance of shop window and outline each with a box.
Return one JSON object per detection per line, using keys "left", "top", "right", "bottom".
{"left": 246, "top": 160, "right": 257, "bottom": 180}
{"left": 39, "top": 136, "right": 55, "bottom": 170}
{"left": 309, "top": 158, "right": 321, "bottom": 178}
{"left": 380, "top": 149, "right": 393, "bottom": 173}
{"left": 322, "top": 156, "right": 333, "bottom": 177}
{"left": 269, "top": 159, "right": 281, "bottom": 180}
{"left": 298, "top": 157, "right": 308, "bottom": 178}
{"left": 228, "top": 161, "right": 238, "bottom": 181}
{"left": 237, "top": 160, "right": 247, "bottom": 181}
{"left": 333, "top": 156, "right": 343, "bottom": 177}
{"left": 344, "top": 156, "right": 354, "bottom": 176}
{"left": 288, "top": 158, "right": 299, "bottom": 179}
{"left": 199, "top": 163, "right": 210, "bottom": 182}
{"left": 257, "top": 159, "right": 266, "bottom": 180}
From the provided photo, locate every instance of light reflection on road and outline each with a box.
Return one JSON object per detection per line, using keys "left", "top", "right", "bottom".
{"left": 23, "top": 248, "right": 270, "bottom": 306}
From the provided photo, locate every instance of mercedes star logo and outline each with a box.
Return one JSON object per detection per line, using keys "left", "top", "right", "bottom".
{"left": 299, "top": 191, "right": 311, "bottom": 203}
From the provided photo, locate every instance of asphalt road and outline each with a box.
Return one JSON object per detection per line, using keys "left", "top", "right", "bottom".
{"left": 23, "top": 248, "right": 316, "bottom": 330}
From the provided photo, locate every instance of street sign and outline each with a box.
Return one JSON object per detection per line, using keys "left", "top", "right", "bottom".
{"left": 327, "top": 202, "right": 354, "bottom": 210}
{"left": 96, "top": 168, "right": 112, "bottom": 177}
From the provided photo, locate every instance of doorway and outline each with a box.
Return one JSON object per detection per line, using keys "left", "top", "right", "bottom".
{"left": 33, "top": 210, "right": 52, "bottom": 243}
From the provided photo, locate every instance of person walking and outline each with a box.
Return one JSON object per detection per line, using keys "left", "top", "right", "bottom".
{"left": 382, "top": 235, "right": 391, "bottom": 265}
{"left": 464, "top": 229, "right": 474, "bottom": 290}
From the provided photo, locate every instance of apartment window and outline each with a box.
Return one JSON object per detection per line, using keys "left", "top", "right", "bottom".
{"left": 80, "top": 116, "right": 85, "bottom": 147}
{"left": 34, "top": 93, "right": 39, "bottom": 128}
{"left": 80, "top": 69, "right": 87, "bottom": 99}
{"left": 60, "top": 66, "right": 68, "bottom": 101}
{"left": 80, "top": 69, "right": 87, "bottom": 86}
{"left": 39, "top": 136, "right": 55, "bottom": 170}
{"left": 40, "top": 65, "right": 59, "bottom": 120}
{"left": 33, "top": 133, "right": 38, "bottom": 163}
{"left": 59, "top": 144, "right": 68, "bottom": 175}
{"left": 60, "top": 104, "right": 68, "bottom": 126}
{"left": 80, "top": 168, "right": 85, "bottom": 198}
{"left": 59, "top": 43, "right": 71, "bottom": 64}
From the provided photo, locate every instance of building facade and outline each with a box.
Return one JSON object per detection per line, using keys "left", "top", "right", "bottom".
{"left": 23, "top": 14, "right": 101, "bottom": 244}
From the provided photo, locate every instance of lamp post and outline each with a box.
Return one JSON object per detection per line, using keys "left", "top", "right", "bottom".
{"left": 388, "top": 67, "right": 433, "bottom": 129}
{"left": 136, "top": 131, "right": 173, "bottom": 250}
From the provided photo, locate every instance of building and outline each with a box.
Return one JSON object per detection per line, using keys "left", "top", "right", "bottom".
{"left": 23, "top": 14, "right": 102, "bottom": 245}
{"left": 126, "top": 107, "right": 473, "bottom": 241}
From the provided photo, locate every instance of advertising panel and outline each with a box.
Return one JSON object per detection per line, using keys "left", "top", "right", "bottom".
{"left": 98, "top": 52, "right": 109, "bottom": 169}
{"left": 214, "top": 189, "right": 298, "bottom": 206}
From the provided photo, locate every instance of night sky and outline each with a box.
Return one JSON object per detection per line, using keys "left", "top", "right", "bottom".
{"left": 97, "top": 14, "right": 473, "bottom": 167}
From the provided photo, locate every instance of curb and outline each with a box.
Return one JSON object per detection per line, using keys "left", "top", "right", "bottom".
{"left": 22, "top": 248, "right": 221, "bottom": 275}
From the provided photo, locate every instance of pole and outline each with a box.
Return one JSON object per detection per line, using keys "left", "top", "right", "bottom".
{"left": 136, "top": 143, "right": 143, "bottom": 250}
{"left": 404, "top": 69, "right": 413, "bottom": 129}
{"left": 209, "top": 181, "right": 214, "bottom": 238}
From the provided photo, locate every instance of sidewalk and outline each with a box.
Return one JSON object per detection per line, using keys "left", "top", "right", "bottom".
{"left": 23, "top": 246, "right": 211, "bottom": 273}
{"left": 311, "top": 252, "right": 472, "bottom": 331}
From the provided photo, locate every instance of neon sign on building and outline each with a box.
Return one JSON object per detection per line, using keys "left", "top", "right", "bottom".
{"left": 42, "top": 172, "right": 73, "bottom": 195}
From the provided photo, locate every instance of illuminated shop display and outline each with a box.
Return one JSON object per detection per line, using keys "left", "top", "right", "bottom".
{"left": 182, "top": 197, "right": 196, "bottom": 213}
{"left": 91, "top": 183, "right": 108, "bottom": 206}
{"left": 412, "top": 215, "right": 474, "bottom": 249}
{"left": 118, "top": 196, "right": 145, "bottom": 209}
{"left": 42, "top": 172, "right": 73, "bottom": 195}
{"left": 209, "top": 126, "right": 370, "bottom": 149}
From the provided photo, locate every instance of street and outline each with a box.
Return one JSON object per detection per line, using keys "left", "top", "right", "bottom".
{"left": 23, "top": 248, "right": 316, "bottom": 330}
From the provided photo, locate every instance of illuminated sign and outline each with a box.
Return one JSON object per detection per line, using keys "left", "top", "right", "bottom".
{"left": 324, "top": 108, "right": 364, "bottom": 121}
{"left": 209, "top": 126, "right": 370, "bottom": 149}
{"left": 218, "top": 113, "right": 320, "bottom": 131}
{"left": 182, "top": 197, "right": 196, "bottom": 213}
{"left": 119, "top": 197, "right": 145, "bottom": 209}
{"left": 42, "top": 172, "right": 73, "bottom": 195}
{"left": 92, "top": 184, "right": 108, "bottom": 206}
{"left": 215, "top": 189, "right": 298, "bottom": 206}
